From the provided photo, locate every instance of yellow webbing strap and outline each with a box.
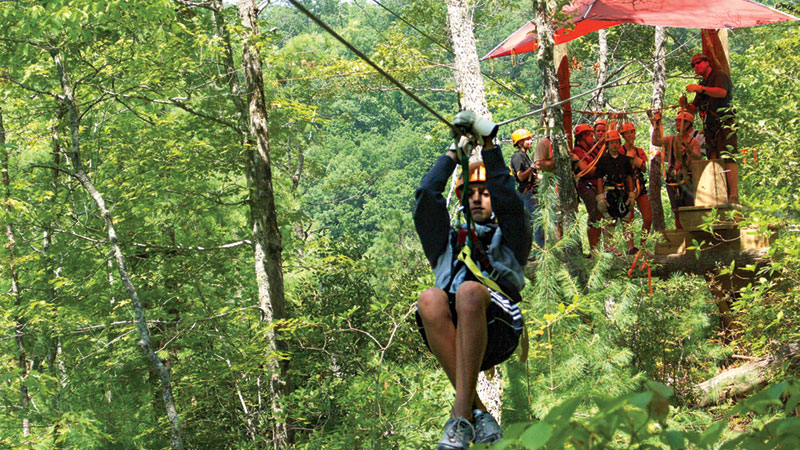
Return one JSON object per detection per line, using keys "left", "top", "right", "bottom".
{"left": 457, "top": 244, "right": 508, "bottom": 298}
{"left": 456, "top": 244, "right": 529, "bottom": 362}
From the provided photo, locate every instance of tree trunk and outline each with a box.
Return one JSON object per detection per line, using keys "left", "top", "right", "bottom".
{"left": 445, "top": 0, "right": 489, "bottom": 117}
{"left": 237, "top": 1, "right": 290, "bottom": 447}
{"left": 693, "top": 343, "right": 800, "bottom": 407}
{"left": 648, "top": 27, "right": 667, "bottom": 231}
{"left": 594, "top": 29, "right": 608, "bottom": 110}
{"left": 1, "top": 104, "right": 30, "bottom": 439}
{"left": 533, "top": 0, "right": 583, "bottom": 274}
{"left": 50, "top": 47, "right": 185, "bottom": 450}
{"left": 444, "top": 0, "right": 503, "bottom": 420}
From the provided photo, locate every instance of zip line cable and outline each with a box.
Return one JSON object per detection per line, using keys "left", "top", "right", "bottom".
{"left": 286, "top": 0, "right": 462, "bottom": 137}
{"left": 288, "top": 0, "right": 698, "bottom": 133}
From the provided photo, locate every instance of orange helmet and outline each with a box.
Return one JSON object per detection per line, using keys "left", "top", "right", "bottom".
{"left": 593, "top": 118, "right": 608, "bottom": 128}
{"left": 605, "top": 130, "right": 621, "bottom": 142}
{"left": 619, "top": 122, "right": 636, "bottom": 133}
{"left": 511, "top": 128, "right": 532, "bottom": 146}
{"left": 574, "top": 123, "right": 593, "bottom": 137}
{"left": 455, "top": 161, "right": 487, "bottom": 200}
{"left": 675, "top": 111, "right": 694, "bottom": 123}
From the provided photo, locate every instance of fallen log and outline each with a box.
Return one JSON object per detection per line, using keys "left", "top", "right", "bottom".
{"left": 647, "top": 248, "right": 769, "bottom": 278}
{"left": 693, "top": 343, "right": 800, "bottom": 407}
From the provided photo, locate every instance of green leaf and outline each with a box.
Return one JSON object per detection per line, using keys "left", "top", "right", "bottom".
{"left": 519, "top": 422, "right": 552, "bottom": 450}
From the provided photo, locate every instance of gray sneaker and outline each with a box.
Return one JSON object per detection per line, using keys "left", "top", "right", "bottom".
{"left": 436, "top": 417, "right": 475, "bottom": 449}
{"left": 472, "top": 410, "right": 503, "bottom": 444}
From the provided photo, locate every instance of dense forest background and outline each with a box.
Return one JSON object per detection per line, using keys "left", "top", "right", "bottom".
{"left": 1, "top": 0, "right": 799, "bottom": 448}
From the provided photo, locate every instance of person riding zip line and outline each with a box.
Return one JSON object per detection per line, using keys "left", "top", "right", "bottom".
{"left": 571, "top": 123, "right": 603, "bottom": 254}
{"left": 620, "top": 122, "right": 653, "bottom": 240}
{"left": 679, "top": 52, "right": 739, "bottom": 204}
{"left": 510, "top": 128, "right": 545, "bottom": 252}
{"left": 651, "top": 110, "right": 703, "bottom": 229}
{"left": 593, "top": 130, "right": 638, "bottom": 255}
{"left": 414, "top": 110, "right": 531, "bottom": 450}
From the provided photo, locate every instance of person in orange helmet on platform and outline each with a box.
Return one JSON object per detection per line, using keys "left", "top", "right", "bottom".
{"left": 572, "top": 123, "right": 602, "bottom": 253}
{"left": 651, "top": 110, "right": 703, "bottom": 229}
{"left": 680, "top": 52, "right": 739, "bottom": 204}
{"left": 414, "top": 110, "right": 530, "bottom": 449}
{"left": 620, "top": 122, "right": 653, "bottom": 238}
{"left": 593, "top": 130, "right": 637, "bottom": 254}
{"left": 594, "top": 117, "right": 608, "bottom": 144}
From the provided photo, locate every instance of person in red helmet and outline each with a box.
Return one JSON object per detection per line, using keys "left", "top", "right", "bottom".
{"left": 571, "top": 123, "right": 602, "bottom": 253}
{"left": 593, "top": 117, "right": 608, "bottom": 144}
{"left": 620, "top": 122, "right": 652, "bottom": 238}
{"left": 414, "top": 110, "right": 531, "bottom": 449}
{"left": 593, "top": 130, "right": 637, "bottom": 254}
{"left": 680, "top": 53, "right": 739, "bottom": 204}
{"left": 651, "top": 110, "right": 703, "bottom": 229}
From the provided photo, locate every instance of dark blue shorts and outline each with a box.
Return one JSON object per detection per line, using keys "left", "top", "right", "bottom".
{"left": 415, "top": 287, "right": 524, "bottom": 371}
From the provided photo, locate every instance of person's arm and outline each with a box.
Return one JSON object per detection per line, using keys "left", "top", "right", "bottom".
{"left": 650, "top": 112, "right": 665, "bottom": 147}
{"left": 534, "top": 139, "right": 555, "bottom": 172}
{"left": 414, "top": 151, "right": 457, "bottom": 267}
{"left": 482, "top": 145, "right": 531, "bottom": 264}
{"left": 689, "top": 137, "right": 702, "bottom": 160}
{"left": 517, "top": 166, "right": 534, "bottom": 182}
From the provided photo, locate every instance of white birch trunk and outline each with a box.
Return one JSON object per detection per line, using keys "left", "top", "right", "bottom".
{"left": 595, "top": 29, "right": 608, "bottom": 110}
{"left": 649, "top": 27, "right": 667, "bottom": 231}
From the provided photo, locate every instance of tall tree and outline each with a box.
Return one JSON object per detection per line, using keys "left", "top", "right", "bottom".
{"left": 532, "top": 0, "right": 583, "bottom": 270}
{"left": 49, "top": 44, "right": 185, "bottom": 449}
{"left": 237, "top": 0, "right": 290, "bottom": 447}
{"left": 1, "top": 105, "right": 30, "bottom": 439}
{"left": 648, "top": 26, "right": 667, "bottom": 231}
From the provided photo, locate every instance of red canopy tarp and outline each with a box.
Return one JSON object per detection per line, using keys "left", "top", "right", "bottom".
{"left": 483, "top": 0, "right": 798, "bottom": 59}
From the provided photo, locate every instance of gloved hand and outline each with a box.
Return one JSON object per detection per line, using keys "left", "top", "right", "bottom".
{"left": 686, "top": 84, "right": 704, "bottom": 94}
{"left": 452, "top": 110, "right": 499, "bottom": 140}
{"left": 596, "top": 193, "right": 609, "bottom": 214}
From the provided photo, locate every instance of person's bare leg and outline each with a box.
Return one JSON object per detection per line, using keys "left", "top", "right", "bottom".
{"left": 453, "top": 281, "right": 490, "bottom": 420}
{"left": 638, "top": 194, "right": 652, "bottom": 233}
{"left": 417, "top": 287, "right": 485, "bottom": 413}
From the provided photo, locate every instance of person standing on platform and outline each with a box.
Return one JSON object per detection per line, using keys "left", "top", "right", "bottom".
{"left": 620, "top": 122, "right": 652, "bottom": 237}
{"left": 510, "top": 129, "right": 544, "bottom": 252}
{"left": 680, "top": 53, "right": 739, "bottom": 204}
{"left": 593, "top": 131, "right": 637, "bottom": 254}
{"left": 571, "top": 124, "right": 602, "bottom": 254}
{"left": 651, "top": 110, "right": 703, "bottom": 229}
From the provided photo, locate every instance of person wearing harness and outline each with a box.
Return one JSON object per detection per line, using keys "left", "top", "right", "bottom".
{"left": 651, "top": 110, "right": 703, "bottom": 229}
{"left": 620, "top": 122, "right": 653, "bottom": 237}
{"left": 680, "top": 53, "right": 739, "bottom": 204}
{"left": 414, "top": 111, "right": 531, "bottom": 449}
{"left": 572, "top": 123, "right": 603, "bottom": 254}
{"left": 510, "top": 128, "right": 544, "bottom": 251}
{"left": 593, "top": 130, "right": 637, "bottom": 255}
